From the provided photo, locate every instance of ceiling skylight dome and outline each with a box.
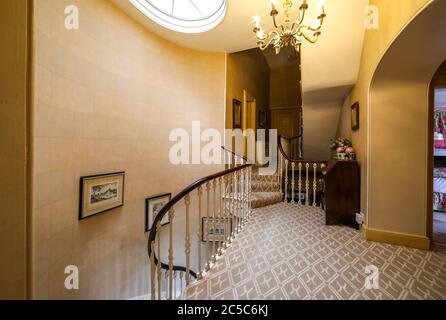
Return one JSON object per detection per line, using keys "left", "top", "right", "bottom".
{"left": 130, "top": 0, "right": 227, "bottom": 33}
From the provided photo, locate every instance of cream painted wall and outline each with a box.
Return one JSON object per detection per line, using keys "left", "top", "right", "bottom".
{"left": 33, "top": 0, "right": 225, "bottom": 299}
{"left": 303, "top": 101, "right": 342, "bottom": 161}
{"left": 367, "top": 0, "right": 446, "bottom": 237}
{"left": 226, "top": 49, "right": 270, "bottom": 129}
{"left": 337, "top": 0, "right": 431, "bottom": 215}
{"left": 0, "top": 0, "right": 30, "bottom": 300}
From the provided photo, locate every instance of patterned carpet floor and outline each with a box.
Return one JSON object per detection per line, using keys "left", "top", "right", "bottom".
{"left": 184, "top": 203, "right": 446, "bottom": 300}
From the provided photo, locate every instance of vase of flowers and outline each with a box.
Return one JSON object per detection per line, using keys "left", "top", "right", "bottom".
{"left": 330, "top": 138, "right": 356, "bottom": 160}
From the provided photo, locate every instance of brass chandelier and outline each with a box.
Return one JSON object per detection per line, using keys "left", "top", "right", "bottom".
{"left": 253, "top": 0, "right": 326, "bottom": 54}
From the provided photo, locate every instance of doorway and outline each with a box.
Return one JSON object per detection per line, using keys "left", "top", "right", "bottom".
{"left": 432, "top": 61, "right": 446, "bottom": 244}
{"left": 242, "top": 90, "right": 256, "bottom": 158}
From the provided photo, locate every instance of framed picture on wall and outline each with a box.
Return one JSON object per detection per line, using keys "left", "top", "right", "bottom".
{"left": 259, "top": 110, "right": 267, "bottom": 128}
{"left": 79, "top": 172, "right": 125, "bottom": 220}
{"left": 351, "top": 102, "right": 360, "bottom": 131}
{"left": 233, "top": 99, "right": 242, "bottom": 129}
{"left": 145, "top": 193, "right": 172, "bottom": 232}
{"left": 201, "top": 217, "right": 232, "bottom": 242}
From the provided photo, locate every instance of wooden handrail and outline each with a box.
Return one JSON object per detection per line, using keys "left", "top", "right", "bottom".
{"left": 280, "top": 134, "right": 302, "bottom": 141}
{"left": 221, "top": 146, "right": 253, "bottom": 164}
{"left": 278, "top": 135, "right": 327, "bottom": 164}
{"left": 148, "top": 160, "right": 252, "bottom": 279}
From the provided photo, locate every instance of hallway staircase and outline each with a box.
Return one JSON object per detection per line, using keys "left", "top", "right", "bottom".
{"left": 250, "top": 168, "right": 282, "bottom": 209}
{"left": 147, "top": 138, "right": 328, "bottom": 300}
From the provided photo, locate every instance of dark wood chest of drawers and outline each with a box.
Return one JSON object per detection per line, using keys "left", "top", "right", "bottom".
{"left": 324, "top": 160, "right": 360, "bottom": 229}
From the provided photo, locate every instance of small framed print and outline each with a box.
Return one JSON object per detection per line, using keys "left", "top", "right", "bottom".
{"left": 201, "top": 217, "right": 232, "bottom": 242}
{"left": 79, "top": 172, "right": 125, "bottom": 220}
{"left": 145, "top": 193, "right": 172, "bottom": 232}
{"left": 233, "top": 99, "right": 242, "bottom": 129}
{"left": 351, "top": 102, "right": 360, "bottom": 131}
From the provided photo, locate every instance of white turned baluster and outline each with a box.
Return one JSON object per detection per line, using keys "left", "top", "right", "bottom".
{"left": 321, "top": 163, "right": 326, "bottom": 208}
{"left": 184, "top": 195, "right": 191, "bottom": 286}
{"left": 150, "top": 241, "right": 155, "bottom": 300}
{"left": 313, "top": 163, "right": 317, "bottom": 207}
{"left": 291, "top": 162, "right": 296, "bottom": 204}
{"left": 157, "top": 221, "right": 162, "bottom": 299}
{"left": 164, "top": 270, "right": 168, "bottom": 300}
{"left": 205, "top": 182, "right": 211, "bottom": 271}
{"left": 197, "top": 187, "right": 203, "bottom": 279}
{"left": 218, "top": 177, "right": 223, "bottom": 255}
{"left": 212, "top": 180, "right": 217, "bottom": 263}
{"left": 305, "top": 163, "right": 310, "bottom": 206}
{"left": 179, "top": 272, "right": 184, "bottom": 299}
{"left": 279, "top": 155, "right": 283, "bottom": 194}
{"left": 168, "top": 208, "right": 175, "bottom": 300}
{"left": 245, "top": 168, "right": 249, "bottom": 223}
{"left": 233, "top": 171, "right": 238, "bottom": 237}
{"left": 298, "top": 162, "right": 302, "bottom": 205}
{"left": 225, "top": 175, "right": 231, "bottom": 247}
{"left": 284, "top": 160, "right": 289, "bottom": 203}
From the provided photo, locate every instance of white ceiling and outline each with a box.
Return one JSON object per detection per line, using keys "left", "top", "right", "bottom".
{"left": 112, "top": 0, "right": 368, "bottom": 94}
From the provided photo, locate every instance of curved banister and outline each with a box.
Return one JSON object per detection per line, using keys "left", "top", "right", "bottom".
{"left": 278, "top": 135, "right": 326, "bottom": 164}
{"left": 280, "top": 134, "right": 302, "bottom": 141}
{"left": 221, "top": 146, "right": 253, "bottom": 164}
{"left": 148, "top": 160, "right": 252, "bottom": 280}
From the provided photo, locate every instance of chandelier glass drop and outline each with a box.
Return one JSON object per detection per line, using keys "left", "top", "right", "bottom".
{"left": 253, "top": 0, "right": 326, "bottom": 55}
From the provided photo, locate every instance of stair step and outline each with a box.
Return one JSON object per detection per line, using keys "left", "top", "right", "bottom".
{"left": 251, "top": 192, "right": 283, "bottom": 209}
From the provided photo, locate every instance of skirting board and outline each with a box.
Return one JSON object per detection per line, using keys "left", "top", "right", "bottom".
{"left": 365, "top": 227, "right": 431, "bottom": 250}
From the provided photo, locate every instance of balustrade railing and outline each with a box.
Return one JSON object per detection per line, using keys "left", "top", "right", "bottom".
{"left": 148, "top": 149, "right": 252, "bottom": 300}
{"left": 278, "top": 135, "right": 327, "bottom": 207}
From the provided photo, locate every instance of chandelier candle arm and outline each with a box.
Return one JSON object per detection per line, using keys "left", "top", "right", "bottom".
{"left": 253, "top": 0, "right": 326, "bottom": 55}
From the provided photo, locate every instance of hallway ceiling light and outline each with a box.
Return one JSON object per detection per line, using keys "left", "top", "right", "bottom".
{"left": 253, "top": 0, "right": 326, "bottom": 54}
{"left": 129, "top": 0, "right": 227, "bottom": 33}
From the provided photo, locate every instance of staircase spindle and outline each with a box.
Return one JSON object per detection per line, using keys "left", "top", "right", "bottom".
{"left": 150, "top": 240, "right": 155, "bottom": 300}
{"left": 313, "top": 163, "right": 317, "bottom": 207}
{"left": 284, "top": 160, "right": 289, "bottom": 203}
{"left": 197, "top": 186, "right": 203, "bottom": 279}
{"left": 249, "top": 166, "right": 252, "bottom": 217}
{"left": 205, "top": 182, "right": 211, "bottom": 272}
{"left": 212, "top": 180, "right": 217, "bottom": 263}
{"left": 224, "top": 175, "right": 230, "bottom": 247}
{"left": 168, "top": 208, "right": 175, "bottom": 300}
{"left": 157, "top": 221, "right": 162, "bottom": 299}
{"left": 298, "top": 162, "right": 302, "bottom": 205}
{"left": 239, "top": 170, "right": 243, "bottom": 231}
{"left": 218, "top": 177, "right": 223, "bottom": 255}
{"left": 232, "top": 172, "right": 237, "bottom": 239}
{"left": 305, "top": 163, "right": 310, "bottom": 206}
{"left": 291, "top": 162, "right": 296, "bottom": 204}
{"left": 279, "top": 154, "right": 283, "bottom": 194}
{"left": 184, "top": 194, "right": 191, "bottom": 286}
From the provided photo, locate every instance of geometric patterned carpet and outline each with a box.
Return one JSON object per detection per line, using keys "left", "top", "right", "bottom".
{"left": 184, "top": 203, "right": 446, "bottom": 300}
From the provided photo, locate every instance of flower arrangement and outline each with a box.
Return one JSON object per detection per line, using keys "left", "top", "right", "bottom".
{"left": 330, "top": 138, "right": 355, "bottom": 160}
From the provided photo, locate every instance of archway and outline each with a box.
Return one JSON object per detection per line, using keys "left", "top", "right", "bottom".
{"left": 367, "top": 0, "right": 446, "bottom": 248}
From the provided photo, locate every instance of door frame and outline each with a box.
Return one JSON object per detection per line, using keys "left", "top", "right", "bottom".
{"left": 428, "top": 76, "right": 446, "bottom": 243}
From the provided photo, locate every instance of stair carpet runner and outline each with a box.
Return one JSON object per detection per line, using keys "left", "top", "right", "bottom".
{"left": 250, "top": 168, "right": 283, "bottom": 209}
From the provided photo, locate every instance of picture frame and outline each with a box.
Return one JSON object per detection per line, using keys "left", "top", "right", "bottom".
{"left": 79, "top": 172, "right": 125, "bottom": 220}
{"left": 201, "top": 217, "right": 232, "bottom": 242}
{"left": 233, "top": 99, "right": 242, "bottom": 129}
{"left": 259, "top": 110, "right": 267, "bottom": 128}
{"left": 145, "top": 193, "right": 172, "bottom": 232}
{"left": 351, "top": 102, "right": 360, "bottom": 131}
